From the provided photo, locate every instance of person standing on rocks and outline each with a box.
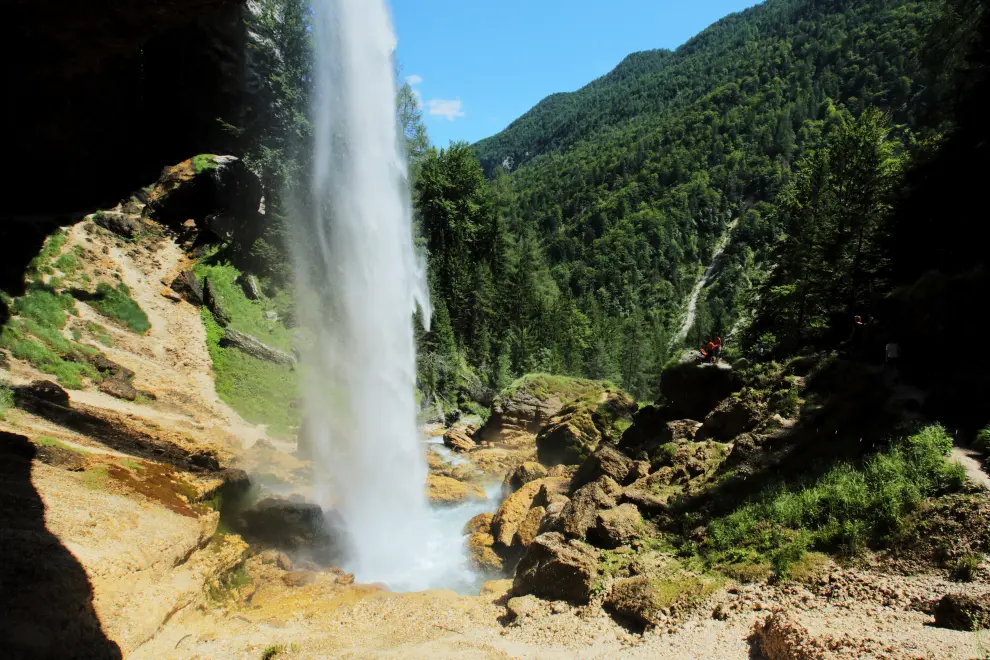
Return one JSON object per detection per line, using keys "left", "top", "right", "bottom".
{"left": 713, "top": 336, "right": 723, "bottom": 364}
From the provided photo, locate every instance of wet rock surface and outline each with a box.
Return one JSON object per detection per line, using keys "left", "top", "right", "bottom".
{"left": 232, "top": 496, "right": 341, "bottom": 563}
{"left": 425, "top": 474, "right": 487, "bottom": 506}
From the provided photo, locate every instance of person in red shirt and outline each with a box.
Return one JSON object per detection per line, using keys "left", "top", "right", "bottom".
{"left": 713, "top": 336, "right": 723, "bottom": 364}
{"left": 706, "top": 340, "right": 716, "bottom": 363}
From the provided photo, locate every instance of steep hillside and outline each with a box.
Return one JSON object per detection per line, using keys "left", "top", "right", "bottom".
{"left": 462, "top": 0, "right": 941, "bottom": 397}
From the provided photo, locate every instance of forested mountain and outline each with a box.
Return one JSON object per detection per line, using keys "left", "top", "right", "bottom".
{"left": 412, "top": 0, "right": 951, "bottom": 404}
{"left": 205, "top": 0, "right": 984, "bottom": 412}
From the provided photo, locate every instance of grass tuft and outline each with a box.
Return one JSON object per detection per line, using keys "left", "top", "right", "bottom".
{"left": 0, "top": 380, "right": 14, "bottom": 420}
{"left": 89, "top": 282, "right": 151, "bottom": 334}
{"left": 192, "top": 154, "right": 218, "bottom": 174}
{"left": 952, "top": 553, "right": 981, "bottom": 582}
{"left": 84, "top": 321, "right": 114, "bottom": 347}
{"left": 12, "top": 287, "right": 75, "bottom": 329}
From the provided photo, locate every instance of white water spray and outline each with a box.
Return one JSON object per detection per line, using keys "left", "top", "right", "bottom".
{"left": 295, "top": 0, "right": 435, "bottom": 590}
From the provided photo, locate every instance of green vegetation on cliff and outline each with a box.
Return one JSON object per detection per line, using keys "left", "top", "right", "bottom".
{"left": 705, "top": 425, "right": 965, "bottom": 574}
{"left": 195, "top": 259, "right": 299, "bottom": 438}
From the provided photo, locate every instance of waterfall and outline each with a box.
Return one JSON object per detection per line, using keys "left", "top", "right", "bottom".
{"left": 295, "top": 0, "right": 433, "bottom": 590}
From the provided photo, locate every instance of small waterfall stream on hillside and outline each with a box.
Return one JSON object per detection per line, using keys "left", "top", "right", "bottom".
{"left": 670, "top": 218, "right": 739, "bottom": 348}
{"left": 290, "top": 0, "right": 490, "bottom": 592}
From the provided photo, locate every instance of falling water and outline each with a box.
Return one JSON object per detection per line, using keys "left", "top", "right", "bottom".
{"left": 294, "top": 0, "right": 435, "bottom": 590}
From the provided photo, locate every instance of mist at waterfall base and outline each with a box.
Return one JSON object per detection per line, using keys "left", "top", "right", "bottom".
{"left": 287, "top": 0, "right": 490, "bottom": 593}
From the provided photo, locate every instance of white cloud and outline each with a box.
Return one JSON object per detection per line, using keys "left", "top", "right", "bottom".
{"left": 404, "top": 75, "right": 465, "bottom": 121}
{"left": 426, "top": 98, "right": 465, "bottom": 121}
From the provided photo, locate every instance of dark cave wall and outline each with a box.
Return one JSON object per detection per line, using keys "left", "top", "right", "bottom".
{"left": 4, "top": 0, "right": 253, "bottom": 217}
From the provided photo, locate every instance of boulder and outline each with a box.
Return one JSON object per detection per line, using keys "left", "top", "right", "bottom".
{"left": 467, "top": 531, "right": 503, "bottom": 573}
{"left": 622, "top": 471, "right": 680, "bottom": 515}
{"left": 591, "top": 503, "right": 643, "bottom": 548}
{"left": 259, "top": 549, "right": 294, "bottom": 571}
{"left": 560, "top": 476, "right": 622, "bottom": 540}
{"left": 491, "top": 477, "right": 567, "bottom": 547}
{"left": 696, "top": 396, "right": 763, "bottom": 442}
{"left": 476, "top": 375, "right": 609, "bottom": 447}
{"left": 443, "top": 426, "right": 476, "bottom": 453}
{"left": 536, "top": 390, "right": 636, "bottom": 467}
{"left": 604, "top": 577, "right": 665, "bottom": 627}
{"left": 92, "top": 210, "right": 142, "bottom": 238}
{"left": 570, "top": 445, "right": 634, "bottom": 491}
{"left": 515, "top": 506, "right": 546, "bottom": 548}
{"left": 934, "top": 593, "right": 990, "bottom": 631}
{"left": 221, "top": 328, "right": 296, "bottom": 366}
{"left": 99, "top": 377, "right": 138, "bottom": 402}
{"left": 425, "top": 475, "right": 487, "bottom": 506}
{"left": 502, "top": 461, "right": 548, "bottom": 495}
{"left": 618, "top": 406, "right": 702, "bottom": 456}
{"left": 203, "top": 277, "right": 231, "bottom": 326}
{"left": 281, "top": 571, "right": 315, "bottom": 588}
{"left": 145, "top": 155, "right": 263, "bottom": 246}
{"left": 234, "top": 497, "right": 340, "bottom": 562}
{"left": 243, "top": 273, "right": 264, "bottom": 300}
{"left": 15, "top": 380, "right": 69, "bottom": 406}
{"left": 88, "top": 354, "right": 135, "bottom": 381}
{"left": 627, "top": 460, "right": 651, "bottom": 482}
{"left": 512, "top": 532, "right": 599, "bottom": 603}
{"left": 463, "top": 512, "right": 493, "bottom": 536}
{"left": 658, "top": 362, "right": 741, "bottom": 421}
{"left": 654, "top": 441, "right": 730, "bottom": 480}
{"left": 169, "top": 271, "right": 203, "bottom": 305}
{"left": 536, "top": 496, "right": 570, "bottom": 535}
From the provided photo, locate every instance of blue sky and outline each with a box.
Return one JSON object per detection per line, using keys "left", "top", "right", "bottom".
{"left": 390, "top": 0, "right": 762, "bottom": 147}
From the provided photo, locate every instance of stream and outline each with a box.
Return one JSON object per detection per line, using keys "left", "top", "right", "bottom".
{"left": 670, "top": 218, "right": 738, "bottom": 348}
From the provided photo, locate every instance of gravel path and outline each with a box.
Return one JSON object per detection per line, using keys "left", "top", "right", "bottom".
{"left": 950, "top": 446, "right": 990, "bottom": 490}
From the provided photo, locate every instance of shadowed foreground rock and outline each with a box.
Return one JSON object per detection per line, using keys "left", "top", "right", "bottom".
{"left": 934, "top": 593, "right": 990, "bottom": 631}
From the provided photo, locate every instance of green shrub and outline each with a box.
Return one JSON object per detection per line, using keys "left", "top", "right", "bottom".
{"left": 89, "top": 283, "right": 151, "bottom": 334}
{"left": 706, "top": 425, "right": 964, "bottom": 573}
{"left": 261, "top": 645, "right": 286, "bottom": 660}
{"left": 27, "top": 230, "right": 68, "bottom": 275}
{"left": 974, "top": 427, "right": 990, "bottom": 453}
{"left": 53, "top": 253, "right": 81, "bottom": 276}
{"left": 952, "top": 553, "right": 981, "bottom": 582}
{"left": 0, "top": 380, "right": 13, "bottom": 419}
